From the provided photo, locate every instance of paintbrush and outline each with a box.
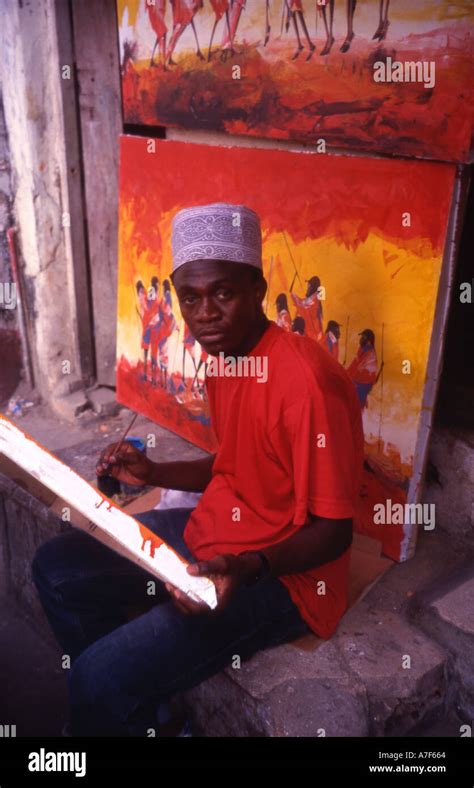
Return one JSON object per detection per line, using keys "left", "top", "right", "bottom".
{"left": 97, "top": 412, "right": 139, "bottom": 497}
{"left": 101, "top": 412, "right": 139, "bottom": 473}
{"left": 109, "top": 412, "right": 139, "bottom": 463}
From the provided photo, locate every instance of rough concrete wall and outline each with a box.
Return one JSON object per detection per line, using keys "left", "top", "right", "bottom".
{"left": 0, "top": 473, "right": 66, "bottom": 646}
{"left": 0, "top": 87, "right": 22, "bottom": 404}
{"left": 425, "top": 426, "right": 474, "bottom": 550}
{"left": 0, "top": 0, "right": 84, "bottom": 401}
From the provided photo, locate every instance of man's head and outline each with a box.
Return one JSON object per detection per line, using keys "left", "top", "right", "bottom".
{"left": 171, "top": 203, "right": 267, "bottom": 355}
{"left": 306, "top": 276, "right": 321, "bottom": 297}
{"left": 276, "top": 293, "right": 289, "bottom": 313}
{"left": 292, "top": 316, "right": 305, "bottom": 336}
{"left": 327, "top": 320, "right": 341, "bottom": 340}
{"left": 359, "top": 328, "right": 375, "bottom": 348}
{"left": 150, "top": 276, "right": 159, "bottom": 300}
{"left": 136, "top": 279, "right": 147, "bottom": 308}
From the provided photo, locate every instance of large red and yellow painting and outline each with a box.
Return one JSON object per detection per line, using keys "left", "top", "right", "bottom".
{"left": 117, "top": 136, "right": 457, "bottom": 561}
{"left": 117, "top": 0, "right": 474, "bottom": 162}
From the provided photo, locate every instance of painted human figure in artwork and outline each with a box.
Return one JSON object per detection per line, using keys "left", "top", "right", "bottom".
{"left": 292, "top": 316, "right": 306, "bottom": 335}
{"left": 346, "top": 328, "right": 381, "bottom": 408}
{"left": 145, "top": 0, "right": 168, "bottom": 68}
{"left": 301, "top": 0, "right": 392, "bottom": 56}
{"left": 166, "top": 0, "right": 205, "bottom": 65}
{"left": 290, "top": 275, "right": 324, "bottom": 341}
{"left": 136, "top": 280, "right": 154, "bottom": 383}
{"left": 286, "top": 0, "right": 316, "bottom": 61}
{"left": 275, "top": 293, "right": 292, "bottom": 332}
{"left": 156, "top": 279, "right": 177, "bottom": 389}
{"left": 319, "top": 319, "right": 341, "bottom": 360}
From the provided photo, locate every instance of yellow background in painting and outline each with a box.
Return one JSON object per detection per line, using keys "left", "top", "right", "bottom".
{"left": 117, "top": 203, "right": 443, "bottom": 466}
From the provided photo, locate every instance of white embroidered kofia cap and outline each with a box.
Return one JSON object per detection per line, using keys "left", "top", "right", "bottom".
{"left": 171, "top": 203, "right": 262, "bottom": 272}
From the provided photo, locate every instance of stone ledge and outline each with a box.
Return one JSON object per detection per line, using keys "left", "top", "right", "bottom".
{"left": 184, "top": 640, "right": 369, "bottom": 737}
{"left": 409, "top": 564, "right": 474, "bottom": 720}
{"left": 425, "top": 426, "right": 474, "bottom": 549}
{"left": 184, "top": 607, "right": 447, "bottom": 737}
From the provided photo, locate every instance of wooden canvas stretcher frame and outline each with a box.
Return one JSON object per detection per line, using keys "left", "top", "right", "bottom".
{"left": 0, "top": 413, "right": 217, "bottom": 609}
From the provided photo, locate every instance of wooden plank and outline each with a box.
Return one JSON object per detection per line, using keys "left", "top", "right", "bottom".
{"left": 0, "top": 413, "right": 217, "bottom": 608}
{"left": 54, "top": 0, "right": 95, "bottom": 384}
{"left": 71, "top": 0, "right": 123, "bottom": 387}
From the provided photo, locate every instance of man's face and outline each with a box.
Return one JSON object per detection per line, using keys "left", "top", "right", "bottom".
{"left": 360, "top": 333, "right": 370, "bottom": 348}
{"left": 172, "top": 259, "right": 267, "bottom": 355}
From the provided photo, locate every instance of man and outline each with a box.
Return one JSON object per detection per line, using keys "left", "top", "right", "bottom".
{"left": 347, "top": 328, "right": 379, "bottom": 409}
{"left": 275, "top": 292, "right": 292, "bottom": 332}
{"left": 182, "top": 322, "right": 198, "bottom": 389}
{"left": 288, "top": 0, "right": 316, "bottom": 61}
{"left": 208, "top": 0, "right": 231, "bottom": 61}
{"left": 148, "top": 276, "right": 161, "bottom": 387}
{"left": 291, "top": 275, "right": 324, "bottom": 341}
{"left": 319, "top": 320, "right": 341, "bottom": 361}
{"left": 292, "top": 315, "right": 306, "bottom": 335}
{"left": 32, "top": 203, "right": 363, "bottom": 737}
{"left": 145, "top": 0, "right": 168, "bottom": 69}
{"left": 157, "top": 279, "right": 177, "bottom": 390}
{"left": 136, "top": 279, "right": 157, "bottom": 383}
{"left": 166, "top": 0, "right": 205, "bottom": 65}
{"left": 220, "top": 0, "right": 245, "bottom": 60}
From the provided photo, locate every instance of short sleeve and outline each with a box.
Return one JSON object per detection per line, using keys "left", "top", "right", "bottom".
{"left": 269, "top": 386, "right": 363, "bottom": 524}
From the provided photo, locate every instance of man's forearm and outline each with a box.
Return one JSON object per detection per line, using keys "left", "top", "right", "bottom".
{"left": 148, "top": 454, "right": 215, "bottom": 493}
{"left": 240, "top": 516, "right": 353, "bottom": 582}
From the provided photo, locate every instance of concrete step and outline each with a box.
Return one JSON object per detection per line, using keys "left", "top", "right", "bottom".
{"left": 184, "top": 608, "right": 447, "bottom": 737}
{"left": 409, "top": 563, "right": 474, "bottom": 720}
{"left": 185, "top": 530, "right": 468, "bottom": 737}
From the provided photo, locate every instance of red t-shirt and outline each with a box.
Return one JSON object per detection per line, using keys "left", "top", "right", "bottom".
{"left": 184, "top": 321, "right": 364, "bottom": 639}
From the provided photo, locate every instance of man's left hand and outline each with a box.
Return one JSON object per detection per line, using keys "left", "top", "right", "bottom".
{"left": 165, "top": 553, "right": 251, "bottom": 615}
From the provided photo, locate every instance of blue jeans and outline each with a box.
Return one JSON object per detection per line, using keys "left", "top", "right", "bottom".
{"left": 31, "top": 508, "right": 309, "bottom": 736}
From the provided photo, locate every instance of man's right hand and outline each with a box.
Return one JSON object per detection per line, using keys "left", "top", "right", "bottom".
{"left": 96, "top": 442, "right": 155, "bottom": 487}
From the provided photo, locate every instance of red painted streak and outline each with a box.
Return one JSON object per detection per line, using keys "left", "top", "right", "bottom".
{"left": 119, "top": 138, "right": 456, "bottom": 260}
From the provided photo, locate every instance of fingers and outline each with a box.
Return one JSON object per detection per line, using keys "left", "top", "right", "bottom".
{"left": 96, "top": 443, "right": 140, "bottom": 475}
{"left": 165, "top": 583, "right": 210, "bottom": 615}
{"left": 96, "top": 442, "right": 120, "bottom": 472}
{"left": 186, "top": 555, "right": 229, "bottom": 577}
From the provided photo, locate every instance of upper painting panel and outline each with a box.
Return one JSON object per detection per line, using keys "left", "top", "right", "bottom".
{"left": 117, "top": 0, "right": 474, "bottom": 162}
